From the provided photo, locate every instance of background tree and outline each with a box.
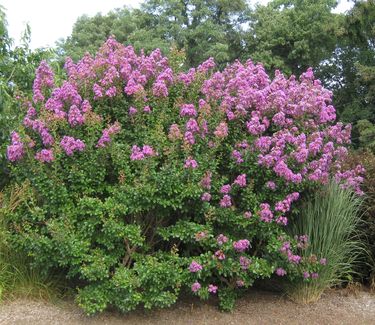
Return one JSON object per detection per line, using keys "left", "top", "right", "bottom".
{"left": 57, "top": 8, "right": 142, "bottom": 62}
{"left": 243, "top": 0, "right": 340, "bottom": 76}
{"left": 58, "top": 0, "right": 248, "bottom": 67}
{"left": 318, "top": 0, "right": 374, "bottom": 144}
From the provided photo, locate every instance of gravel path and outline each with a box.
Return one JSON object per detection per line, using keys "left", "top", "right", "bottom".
{"left": 1, "top": 289, "right": 374, "bottom": 325}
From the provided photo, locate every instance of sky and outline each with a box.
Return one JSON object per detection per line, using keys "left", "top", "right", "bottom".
{"left": 2, "top": 0, "right": 354, "bottom": 49}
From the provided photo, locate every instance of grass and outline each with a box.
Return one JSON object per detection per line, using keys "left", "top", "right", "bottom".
{"left": 0, "top": 182, "right": 65, "bottom": 302}
{"left": 285, "top": 180, "right": 369, "bottom": 303}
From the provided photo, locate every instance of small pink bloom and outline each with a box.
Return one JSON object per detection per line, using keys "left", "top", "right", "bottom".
{"left": 189, "top": 261, "right": 202, "bottom": 273}
{"left": 208, "top": 284, "right": 218, "bottom": 294}
{"left": 191, "top": 282, "right": 201, "bottom": 293}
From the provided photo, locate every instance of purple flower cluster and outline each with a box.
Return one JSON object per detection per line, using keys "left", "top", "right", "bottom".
{"left": 239, "top": 256, "right": 251, "bottom": 270}
{"left": 208, "top": 284, "right": 218, "bottom": 294}
{"left": 200, "top": 171, "right": 212, "bottom": 189}
{"left": 35, "top": 149, "right": 54, "bottom": 163}
{"left": 266, "top": 181, "right": 276, "bottom": 190}
{"left": 97, "top": 122, "right": 121, "bottom": 148}
{"left": 259, "top": 203, "right": 273, "bottom": 222}
{"left": 214, "top": 122, "right": 228, "bottom": 138}
{"left": 189, "top": 261, "right": 203, "bottom": 273}
{"left": 33, "top": 60, "right": 54, "bottom": 103}
{"left": 128, "top": 106, "right": 137, "bottom": 115}
{"left": 280, "top": 241, "right": 301, "bottom": 264}
{"left": 216, "top": 234, "right": 228, "bottom": 246}
{"left": 233, "top": 239, "right": 250, "bottom": 252}
{"left": 275, "top": 268, "right": 287, "bottom": 276}
{"left": 220, "top": 184, "right": 231, "bottom": 194}
{"left": 7, "top": 132, "right": 24, "bottom": 162}
{"left": 168, "top": 124, "right": 182, "bottom": 140}
{"left": 232, "top": 150, "right": 244, "bottom": 164}
{"left": 244, "top": 211, "right": 252, "bottom": 219}
{"left": 60, "top": 136, "right": 85, "bottom": 156}
{"left": 23, "top": 117, "right": 54, "bottom": 147}
{"left": 130, "top": 145, "right": 156, "bottom": 161}
{"left": 220, "top": 195, "right": 232, "bottom": 208}
{"left": 275, "top": 193, "right": 300, "bottom": 213}
{"left": 233, "top": 174, "right": 246, "bottom": 187}
{"left": 68, "top": 105, "right": 85, "bottom": 126}
{"left": 180, "top": 104, "right": 197, "bottom": 117}
{"left": 214, "top": 250, "right": 226, "bottom": 260}
{"left": 201, "top": 192, "right": 211, "bottom": 202}
{"left": 191, "top": 282, "right": 201, "bottom": 293}
{"left": 184, "top": 157, "right": 198, "bottom": 169}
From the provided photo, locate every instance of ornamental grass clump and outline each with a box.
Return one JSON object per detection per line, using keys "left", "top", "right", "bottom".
{"left": 0, "top": 183, "right": 63, "bottom": 301}
{"left": 3, "top": 37, "right": 364, "bottom": 314}
{"left": 285, "top": 181, "right": 367, "bottom": 304}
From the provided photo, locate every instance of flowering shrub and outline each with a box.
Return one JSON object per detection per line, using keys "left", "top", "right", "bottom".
{"left": 4, "top": 37, "right": 363, "bottom": 314}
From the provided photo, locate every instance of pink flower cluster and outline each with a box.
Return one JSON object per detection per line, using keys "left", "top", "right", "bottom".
{"left": 35, "top": 149, "right": 54, "bottom": 163}
{"left": 189, "top": 261, "right": 203, "bottom": 273}
{"left": 239, "top": 256, "right": 251, "bottom": 270}
{"left": 198, "top": 59, "right": 363, "bottom": 194}
{"left": 233, "top": 174, "right": 246, "bottom": 187}
{"left": 275, "top": 193, "right": 300, "bottom": 213}
{"left": 233, "top": 239, "right": 250, "bottom": 252}
{"left": 216, "top": 234, "right": 228, "bottom": 246}
{"left": 200, "top": 171, "right": 212, "bottom": 189}
{"left": 208, "top": 284, "right": 218, "bottom": 294}
{"left": 201, "top": 192, "right": 211, "bottom": 201}
{"left": 275, "top": 268, "right": 287, "bottom": 276}
{"left": 168, "top": 124, "right": 182, "bottom": 140}
{"left": 7, "top": 132, "right": 24, "bottom": 162}
{"left": 280, "top": 241, "right": 301, "bottom": 264}
{"left": 191, "top": 282, "right": 201, "bottom": 292}
{"left": 60, "top": 136, "right": 85, "bottom": 156}
{"left": 214, "top": 122, "right": 228, "bottom": 138}
{"left": 184, "top": 157, "right": 198, "bottom": 169}
{"left": 214, "top": 250, "right": 226, "bottom": 260}
{"left": 33, "top": 60, "right": 55, "bottom": 103}
{"left": 23, "top": 116, "right": 54, "bottom": 147}
{"left": 97, "top": 122, "right": 121, "bottom": 148}
{"left": 130, "top": 145, "right": 156, "bottom": 161}
{"left": 220, "top": 195, "right": 232, "bottom": 208}
{"left": 180, "top": 104, "right": 197, "bottom": 117}
{"left": 68, "top": 105, "right": 85, "bottom": 126}
{"left": 11, "top": 37, "right": 363, "bottom": 201}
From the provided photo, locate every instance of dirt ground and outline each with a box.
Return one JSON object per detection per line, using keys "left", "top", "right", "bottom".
{"left": 1, "top": 288, "right": 375, "bottom": 325}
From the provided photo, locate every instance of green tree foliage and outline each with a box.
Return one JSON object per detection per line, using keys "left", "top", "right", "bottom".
{"left": 57, "top": 8, "right": 141, "bottom": 62}
{"left": 356, "top": 119, "right": 375, "bottom": 149}
{"left": 58, "top": 0, "right": 248, "bottom": 67}
{"left": 243, "top": 0, "right": 340, "bottom": 76}
{"left": 139, "top": 0, "right": 248, "bottom": 66}
{"left": 319, "top": 0, "right": 375, "bottom": 127}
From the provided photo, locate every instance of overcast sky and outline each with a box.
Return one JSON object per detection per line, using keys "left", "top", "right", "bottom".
{"left": 2, "top": 0, "right": 354, "bottom": 49}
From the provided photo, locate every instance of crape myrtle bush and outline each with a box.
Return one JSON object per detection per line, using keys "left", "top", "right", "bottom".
{"left": 4, "top": 37, "right": 364, "bottom": 314}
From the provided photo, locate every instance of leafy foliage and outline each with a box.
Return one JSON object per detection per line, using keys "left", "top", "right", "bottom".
{"left": 58, "top": 0, "right": 248, "bottom": 67}
{"left": 244, "top": 0, "right": 340, "bottom": 76}
{"left": 319, "top": 0, "right": 375, "bottom": 131}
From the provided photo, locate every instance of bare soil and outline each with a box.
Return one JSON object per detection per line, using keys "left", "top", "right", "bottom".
{"left": 1, "top": 288, "right": 375, "bottom": 325}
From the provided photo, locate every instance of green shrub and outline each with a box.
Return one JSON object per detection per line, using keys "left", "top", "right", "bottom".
{"left": 2, "top": 38, "right": 363, "bottom": 314}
